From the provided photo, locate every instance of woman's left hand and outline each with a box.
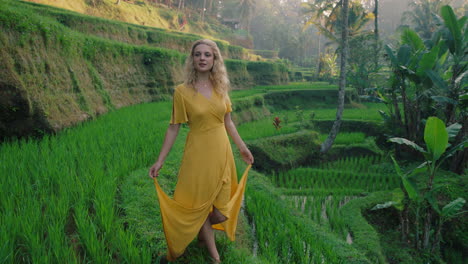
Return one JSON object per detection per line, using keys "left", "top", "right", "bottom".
{"left": 240, "top": 146, "right": 254, "bottom": 165}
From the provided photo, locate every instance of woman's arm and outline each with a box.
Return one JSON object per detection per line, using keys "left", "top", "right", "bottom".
{"left": 224, "top": 113, "right": 254, "bottom": 164}
{"left": 149, "top": 124, "right": 181, "bottom": 178}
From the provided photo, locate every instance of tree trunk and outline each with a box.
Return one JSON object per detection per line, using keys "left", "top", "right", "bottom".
{"left": 423, "top": 170, "right": 436, "bottom": 250}
{"left": 415, "top": 206, "right": 420, "bottom": 250}
{"left": 317, "top": 34, "right": 322, "bottom": 76}
{"left": 423, "top": 207, "right": 432, "bottom": 249}
{"left": 321, "top": 0, "right": 349, "bottom": 153}
{"left": 373, "top": 0, "right": 379, "bottom": 70}
{"left": 432, "top": 218, "right": 442, "bottom": 254}
{"left": 207, "top": 0, "right": 213, "bottom": 13}
{"left": 201, "top": 0, "right": 206, "bottom": 24}
{"left": 401, "top": 186, "right": 410, "bottom": 243}
{"left": 400, "top": 78, "right": 409, "bottom": 136}
{"left": 391, "top": 89, "right": 403, "bottom": 127}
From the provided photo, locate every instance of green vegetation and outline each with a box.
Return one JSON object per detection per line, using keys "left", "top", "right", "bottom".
{"left": 341, "top": 192, "right": 392, "bottom": 263}
{"left": 272, "top": 155, "right": 398, "bottom": 191}
{"left": 1, "top": 78, "right": 465, "bottom": 263}
{"left": 246, "top": 170, "right": 371, "bottom": 264}
{"left": 247, "top": 130, "right": 322, "bottom": 172}
{"left": 1, "top": 2, "right": 466, "bottom": 261}
{"left": 0, "top": 82, "right": 381, "bottom": 263}
{"left": 18, "top": 0, "right": 247, "bottom": 60}
{"left": 0, "top": 0, "right": 289, "bottom": 139}
{"left": 0, "top": 102, "right": 173, "bottom": 262}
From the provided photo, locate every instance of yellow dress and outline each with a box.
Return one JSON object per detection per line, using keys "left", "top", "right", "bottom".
{"left": 153, "top": 84, "right": 251, "bottom": 261}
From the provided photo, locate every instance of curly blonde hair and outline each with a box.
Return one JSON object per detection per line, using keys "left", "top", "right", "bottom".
{"left": 184, "top": 39, "right": 230, "bottom": 98}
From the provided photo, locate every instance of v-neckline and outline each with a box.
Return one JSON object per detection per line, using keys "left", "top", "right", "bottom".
{"left": 197, "top": 90, "right": 214, "bottom": 101}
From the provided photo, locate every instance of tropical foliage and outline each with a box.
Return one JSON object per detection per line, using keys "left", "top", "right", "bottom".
{"left": 370, "top": 5, "right": 466, "bottom": 173}
{"left": 385, "top": 117, "right": 466, "bottom": 259}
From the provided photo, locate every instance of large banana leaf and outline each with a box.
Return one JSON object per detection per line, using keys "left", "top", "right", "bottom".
{"left": 441, "top": 198, "right": 466, "bottom": 218}
{"left": 446, "top": 123, "right": 462, "bottom": 140}
{"left": 441, "top": 5, "right": 463, "bottom": 56}
{"left": 401, "top": 28, "right": 425, "bottom": 52}
{"left": 426, "top": 70, "right": 449, "bottom": 91}
{"left": 391, "top": 156, "right": 419, "bottom": 201}
{"left": 389, "top": 137, "right": 425, "bottom": 153}
{"left": 397, "top": 45, "right": 412, "bottom": 68}
{"left": 424, "top": 117, "right": 448, "bottom": 162}
{"left": 416, "top": 42, "right": 441, "bottom": 77}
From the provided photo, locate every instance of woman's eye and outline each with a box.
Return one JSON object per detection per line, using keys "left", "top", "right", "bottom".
{"left": 205, "top": 53, "right": 212, "bottom": 57}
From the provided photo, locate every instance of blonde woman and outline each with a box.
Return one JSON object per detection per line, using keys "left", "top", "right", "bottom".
{"left": 149, "top": 39, "right": 254, "bottom": 263}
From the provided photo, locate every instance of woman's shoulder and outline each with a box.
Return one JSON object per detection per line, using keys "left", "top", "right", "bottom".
{"left": 174, "top": 83, "right": 192, "bottom": 94}
{"left": 174, "top": 83, "right": 198, "bottom": 100}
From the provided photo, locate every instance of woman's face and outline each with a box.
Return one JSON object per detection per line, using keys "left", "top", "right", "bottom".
{"left": 193, "top": 44, "right": 214, "bottom": 73}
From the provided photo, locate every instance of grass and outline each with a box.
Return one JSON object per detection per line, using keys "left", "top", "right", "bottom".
{"left": 0, "top": 81, "right": 400, "bottom": 263}
{"left": 236, "top": 117, "right": 298, "bottom": 140}
{"left": 318, "top": 132, "right": 367, "bottom": 144}
{"left": 230, "top": 81, "right": 355, "bottom": 99}
{"left": 231, "top": 89, "right": 266, "bottom": 99}
{"left": 254, "top": 82, "right": 339, "bottom": 90}
{"left": 0, "top": 99, "right": 270, "bottom": 263}
{"left": 268, "top": 155, "right": 399, "bottom": 251}
{"left": 0, "top": 102, "right": 174, "bottom": 262}
{"left": 236, "top": 103, "right": 384, "bottom": 141}
{"left": 245, "top": 171, "right": 372, "bottom": 264}
{"left": 271, "top": 156, "right": 398, "bottom": 191}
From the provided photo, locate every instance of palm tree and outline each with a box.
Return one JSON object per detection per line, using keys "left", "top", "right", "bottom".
{"left": 301, "top": 0, "right": 371, "bottom": 76}
{"left": 302, "top": 0, "right": 371, "bottom": 44}
{"left": 373, "top": 0, "right": 379, "bottom": 70}
{"left": 402, "top": 0, "right": 450, "bottom": 40}
{"left": 319, "top": 0, "right": 350, "bottom": 153}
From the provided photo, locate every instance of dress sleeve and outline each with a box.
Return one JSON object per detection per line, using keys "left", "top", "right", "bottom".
{"left": 170, "top": 88, "right": 189, "bottom": 124}
{"left": 225, "top": 95, "right": 233, "bottom": 113}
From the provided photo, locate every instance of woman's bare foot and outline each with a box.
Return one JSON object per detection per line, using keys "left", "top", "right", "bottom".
{"left": 199, "top": 217, "right": 221, "bottom": 262}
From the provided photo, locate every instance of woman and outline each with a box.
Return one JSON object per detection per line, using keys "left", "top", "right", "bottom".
{"left": 149, "top": 39, "right": 254, "bottom": 263}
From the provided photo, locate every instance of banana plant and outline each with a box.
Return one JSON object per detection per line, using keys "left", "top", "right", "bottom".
{"left": 388, "top": 116, "right": 466, "bottom": 251}
{"left": 385, "top": 26, "right": 454, "bottom": 140}
{"left": 426, "top": 5, "right": 467, "bottom": 124}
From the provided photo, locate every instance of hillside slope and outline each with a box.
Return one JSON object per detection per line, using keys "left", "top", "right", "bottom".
{"left": 25, "top": 0, "right": 231, "bottom": 38}
{"left": 0, "top": 0, "right": 288, "bottom": 140}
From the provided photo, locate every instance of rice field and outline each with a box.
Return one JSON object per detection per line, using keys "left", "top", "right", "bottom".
{"left": 266, "top": 155, "right": 397, "bottom": 243}
{"left": 245, "top": 181, "right": 368, "bottom": 264}
{"left": 237, "top": 108, "right": 376, "bottom": 142}
{"left": 2, "top": 83, "right": 394, "bottom": 263}
{"left": 253, "top": 82, "right": 339, "bottom": 90}
{"left": 285, "top": 194, "right": 351, "bottom": 239}
{"left": 238, "top": 104, "right": 383, "bottom": 126}
{"left": 0, "top": 102, "right": 180, "bottom": 263}
{"left": 230, "top": 82, "right": 343, "bottom": 99}
{"left": 272, "top": 156, "right": 397, "bottom": 191}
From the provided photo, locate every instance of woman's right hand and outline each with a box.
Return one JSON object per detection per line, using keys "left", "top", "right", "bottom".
{"left": 149, "top": 161, "right": 163, "bottom": 178}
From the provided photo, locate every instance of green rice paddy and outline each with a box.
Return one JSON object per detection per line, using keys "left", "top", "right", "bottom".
{"left": 1, "top": 83, "right": 393, "bottom": 263}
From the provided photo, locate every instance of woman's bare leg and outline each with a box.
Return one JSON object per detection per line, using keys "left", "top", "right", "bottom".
{"left": 199, "top": 207, "right": 227, "bottom": 244}
{"left": 210, "top": 207, "right": 227, "bottom": 224}
{"left": 199, "top": 217, "right": 221, "bottom": 262}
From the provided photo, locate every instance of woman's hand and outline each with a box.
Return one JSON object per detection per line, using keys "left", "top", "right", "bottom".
{"left": 240, "top": 146, "right": 254, "bottom": 165}
{"left": 149, "top": 161, "right": 163, "bottom": 178}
